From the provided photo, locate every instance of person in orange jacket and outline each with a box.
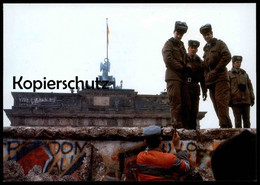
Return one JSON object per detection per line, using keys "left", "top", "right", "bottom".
{"left": 136, "top": 126, "right": 190, "bottom": 181}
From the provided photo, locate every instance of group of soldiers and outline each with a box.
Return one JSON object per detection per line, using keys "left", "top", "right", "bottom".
{"left": 162, "top": 21, "right": 255, "bottom": 129}
{"left": 136, "top": 25, "right": 255, "bottom": 181}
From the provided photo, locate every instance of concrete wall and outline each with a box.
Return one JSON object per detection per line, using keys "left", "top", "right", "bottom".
{"left": 3, "top": 126, "right": 256, "bottom": 181}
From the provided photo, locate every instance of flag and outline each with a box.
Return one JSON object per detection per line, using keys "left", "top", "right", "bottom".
{"left": 107, "top": 24, "right": 110, "bottom": 45}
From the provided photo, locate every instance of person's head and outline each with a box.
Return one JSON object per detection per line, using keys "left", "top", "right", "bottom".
{"left": 174, "top": 21, "right": 188, "bottom": 41}
{"left": 143, "top": 125, "right": 162, "bottom": 148}
{"left": 188, "top": 40, "right": 200, "bottom": 56}
{"left": 200, "top": 24, "right": 213, "bottom": 43}
{"left": 211, "top": 130, "right": 256, "bottom": 180}
{"left": 232, "top": 55, "right": 243, "bottom": 69}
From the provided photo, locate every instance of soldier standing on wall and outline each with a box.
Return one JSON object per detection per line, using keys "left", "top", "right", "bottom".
{"left": 199, "top": 24, "right": 232, "bottom": 128}
{"left": 182, "top": 40, "right": 207, "bottom": 129}
{"left": 162, "top": 21, "right": 189, "bottom": 128}
{"left": 228, "top": 55, "right": 255, "bottom": 128}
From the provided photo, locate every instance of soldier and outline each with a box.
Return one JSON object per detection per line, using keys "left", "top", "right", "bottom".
{"left": 162, "top": 21, "right": 189, "bottom": 128}
{"left": 183, "top": 40, "right": 207, "bottom": 129}
{"left": 199, "top": 24, "right": 232, "bottom": 128}
{"left": 228, "top": 56, "right": 255, "bottom": 128}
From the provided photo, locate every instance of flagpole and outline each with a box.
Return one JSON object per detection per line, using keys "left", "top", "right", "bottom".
{"left": 106, "top": 18, "right": 108, "bottom": 60}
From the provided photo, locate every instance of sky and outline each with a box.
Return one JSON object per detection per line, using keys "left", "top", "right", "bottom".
{"left": 3, "top": 3, "right": 256, "bottom": 128}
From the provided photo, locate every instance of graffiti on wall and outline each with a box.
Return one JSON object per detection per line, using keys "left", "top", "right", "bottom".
{"left": 3, "top": 139, "right": 222, "bottom": 181}
{"left": 97, "top": 140, "right": 222, "bottom": 181}
{"left": 17, "top": 97, "right": 56, "bottom": 105}
{"left": 161, "top": 140, "right": 219, "bottom": 168}
{"left": 3, "top": 139, "right": 88, "bottom": 178}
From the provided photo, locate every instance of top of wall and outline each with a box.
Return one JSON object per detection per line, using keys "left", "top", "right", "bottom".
{"left": 3, "top": 126, "right": 256, "bottom": 141}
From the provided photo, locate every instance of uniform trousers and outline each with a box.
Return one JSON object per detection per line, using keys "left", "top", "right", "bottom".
{"left": 231, "top": 104, "right": 250, "bottom": 128}
{"left": 166, "top": 80, "right": 183, "bottom": 127}
{"left": 185, "top": 82, "right": 200, "bottom": 129}
{"left": 208, "top": 81, "right": 232, "bottom": 128}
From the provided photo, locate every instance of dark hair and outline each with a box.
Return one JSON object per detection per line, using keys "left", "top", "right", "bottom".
{"left": 211, "top": 130, "right": 256, "bottom": 180}
{"left": 202, "top": 31, "right": 213, "bottom": 36}
{"left": 145, "top": 135, "right": 161, "bottom": 148}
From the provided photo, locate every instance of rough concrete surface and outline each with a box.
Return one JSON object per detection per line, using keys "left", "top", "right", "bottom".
{"left": 3, "top": 126, "right": 255, "bottom": 141}
{"left": 3, "top": 126, "right": 256, "bottom": 181}
{"left": 3, "top": 161, "right": 77, "bottom": 182}
{"left": 3, "top": 161, "right": 26, "bottom": 181}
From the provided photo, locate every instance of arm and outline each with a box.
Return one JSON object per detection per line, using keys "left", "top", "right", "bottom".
{"left": 199, "top": 60, "right": 207, "bottom": 101}
{"left": 201, "top": 82, "right": 207, "bottom": 101}
{"left": 214, "top": 41, "right": 231, "bottom": 72}
{"left": 228, "top": 71, "right": 233, "bottom": 106}
{"left": 162, "top": 41, "right": 185, "bottom": 72}
{"left": 171, "top": 131, "right": 190, "bottom": 173}
{"left": 172, "top": 130, "right": 181, "bottom": 152}
{"left": 247, "top": 74, "right": 255, "bottom": 106}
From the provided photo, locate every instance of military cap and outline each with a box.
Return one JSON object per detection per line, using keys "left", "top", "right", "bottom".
{"left": 200, "top": 24, "right": 212, "bottom": 35}
{"left": 174, "top": 21, "right": 188, "bottom": 34}
{"left": 232, "top": 55, "right": 243, "bottom": 63}
{"left": 143, "top": 125, "right": 162, "bottom": 137}
{"left": 188, "top": 40, "right": 200, "bottom": 48}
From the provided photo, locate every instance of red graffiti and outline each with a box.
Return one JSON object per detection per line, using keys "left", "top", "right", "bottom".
{"left": 17, "top": 145, "right": 49, "bottom": 175}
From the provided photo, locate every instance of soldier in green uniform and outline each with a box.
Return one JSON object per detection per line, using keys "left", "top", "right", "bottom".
{"left": 228, "top": 56, "right": 255, "bottom": 128}
{"left": 162, "top": 21, "right": 189, "bottom": 128}
{"left": 199, "top": 24, "right": 232, "bottom": 128}
{"left": 182, "top": 40, "right": 207, "bottom": 129}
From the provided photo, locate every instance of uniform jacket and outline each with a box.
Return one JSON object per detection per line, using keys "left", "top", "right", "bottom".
{"left": 136, "top": 148, "right": 190, "bottom": 181}
{"left": 186, "top": 54, "right": 207, "bottom": 96}
{"left": 162, "top": 37, "right": 188, "bottom": 82}
{"left": 203, "top": 38, "right": 231, "bottom": 86}
{"left": 228, "top": 68, "right": 255, "bottom": 105}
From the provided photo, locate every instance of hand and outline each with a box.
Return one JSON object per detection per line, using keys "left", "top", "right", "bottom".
{"left": 251, "top": 99, "right": 255, "bottom": 106}
{"left": 206, "top": 69, "right": 217, "bottom": 82}
{"left": 203, "top": 93, "right": 207, "bottom": 101}
{"left": 172, "top": 131, "right": 180, "bottom": 149}
{"left": 184, "top": 66, "right": 192, "bottom": 75}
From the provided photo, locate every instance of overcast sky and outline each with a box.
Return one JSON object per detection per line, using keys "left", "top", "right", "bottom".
{"left": 3, "top": 3, "right": 256, "bottom": 128}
